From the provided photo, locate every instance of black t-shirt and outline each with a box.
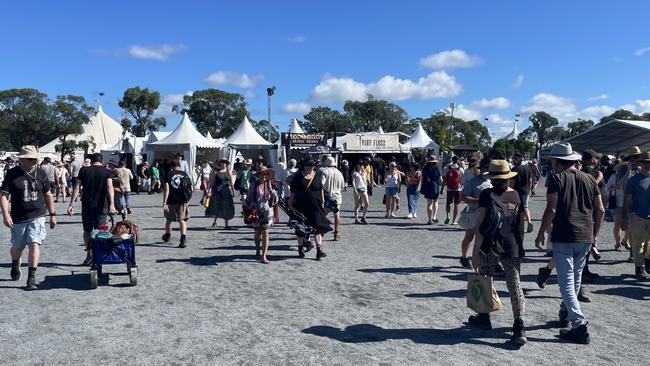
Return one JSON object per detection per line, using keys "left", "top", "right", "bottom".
{"left": 78, "top": 166, "right": 112, "bottom": 210}
{"left": 0, "top": 166, "right": 50, "bottom": 223}
{"left": 511, "top": 164, "right": 531, "bottom": 195}
{"left": 547, "top": 169, "right": 600, "bottom": 243}
{"left": 165, "top": 170, "right": 191, "bottom": 205}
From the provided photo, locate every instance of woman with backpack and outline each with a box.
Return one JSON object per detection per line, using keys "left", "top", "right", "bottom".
{"left": 468, "top": 160, "right": 527, "bottom": 346}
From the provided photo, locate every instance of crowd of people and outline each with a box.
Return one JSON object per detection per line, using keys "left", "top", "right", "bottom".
{"left": 1, "top": 141, "right": 649, "bottom": 347}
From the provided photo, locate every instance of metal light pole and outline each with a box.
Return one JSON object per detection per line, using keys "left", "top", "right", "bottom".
{"left": 266, "top": 86, "right": 276, "bottom": 141}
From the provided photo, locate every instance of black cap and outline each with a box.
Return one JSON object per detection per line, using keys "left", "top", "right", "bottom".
{"left": 582, "top": 149, "right": 603, "bottom": 161}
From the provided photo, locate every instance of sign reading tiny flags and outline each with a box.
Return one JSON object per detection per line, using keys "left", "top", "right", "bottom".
{"left": 281, "top": 133, "right": 326, "bottom": 147}
{"left": 345, "top": 133, "right": 399, "bottom": 151}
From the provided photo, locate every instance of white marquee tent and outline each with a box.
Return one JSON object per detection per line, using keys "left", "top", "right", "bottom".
{"left": 404, "top": 123, "right": 440, "bottom": 157}
{"left": 40, "top": 106, "right": 124, "bottom": 158}
{"left": 147, "top": 113, "right": 221, "bottom": 181}
{"left": 223, "top": 116, "right": 275, "bottom": 167}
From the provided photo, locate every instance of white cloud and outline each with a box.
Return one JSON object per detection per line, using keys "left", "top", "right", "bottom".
{"left": 156, "top": 91, "right": 193, "bottom": 116}
{"left": 288, "top": 35, "right": 306, "bottom": 43}
{"left": 437, "top": 104, "right": 481, "bottom": 121}
{"left": 636, "top": 99, "right": 650, "bottom": 113}
{"left": 511, "top": 74, "right": 524, "bottom": 89}
{"left": 309, "top": 72, "right": 462, "bottom": 103}
{"left": 586, "top": 94, "right": 608, "bottom": 101}
{"left": 619, "top": 104, "right": 638, "bottom": 113}
{"left": 577, "top": 105, "right": 615, "bottom": 121}
{"left": 205, "top": 71, "right": 264, "bottom": 88}
{"left": 282, "top": 102, "right": 311, "bottom": 115}
{"left": 521, "top": 93, "right": 576, "bottom": 119}
{"left": 127, "top": 44, "right": 188, "bottom": 61}
{"left": 635, "top": 47, "right": 650, "bottom": 56}
{"left": 471, "top": 97, "right": 511, "bottom": 110}
{"left": 420, "top": 49, "right": 483, "bottom": 69}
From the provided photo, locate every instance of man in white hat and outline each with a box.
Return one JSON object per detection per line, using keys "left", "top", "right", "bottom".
{"left": 0, "top": 145, "right": 57, "bottom": 290}
{"left": 318, "top": 156, "right": 345, "bottom": 241}
{"left": 535, "top": 143, "right": 605, "bottom": 344}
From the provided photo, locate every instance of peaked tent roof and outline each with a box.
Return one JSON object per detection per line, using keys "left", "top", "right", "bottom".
{"left": 377, "top": 126, "right": 386, "bottom": 134}
{"left": 404, "top": 123, "right": 439, "bottom": 150}
{"left": 40, "top": 105, "right": 125, "bottom": 153}
{"left": 504, "top": 119, "right": 518, "bottom": 140}
{"left": 150, "top": 113, "right": 219, "bottom": 148}
{"left": 224, "top": 116, "right": 272, "bottom": 147}
{"left": 289, "top": 118, "right": 306, "bottom": 133}
{"left": 560, "top": 119, "right": 650, "bottom": 154}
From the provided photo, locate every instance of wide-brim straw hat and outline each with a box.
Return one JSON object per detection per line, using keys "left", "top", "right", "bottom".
{"left": 613, "top": 160, "right": 626, "bottom": 172}
{"left": 17, "top": 145, "right": 39, "bottom": 160}
{"left": 548, "top": 143, "right": 582, "bottom": 161}
{"left": 622, "top": 146, "right": 642, "bottom": 161}
{"left": 487, "top": 160, "right": 518, "bottom": 180}
{"left": 255, "top": 168, "right": 275, "bottom": 179}
{"left": 639, "top": 151, "right": 650, "bottom": 163}
{"left": 243, "top": 159, "right": 253, "bottom": 166}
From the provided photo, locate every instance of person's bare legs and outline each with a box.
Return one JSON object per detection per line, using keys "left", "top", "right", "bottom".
{"left": 254, "top": 229, "right": 261, "bottom": 258}
{"left": 461, "top": 228, "right": 475, "bottom": 258}
{"left": 211, "top": 218, "right": 218, "bottom": 227}
{"left": 361, "top": 194, "right": 369, "bottom": 220}
{"left": 83, "top": 231, "right": 92, "bottom": 264}
{"left": 27, "top": 243, "right": 40, "bottom": 268}
{"left": 224, "top": 219, "right": 230, "bottom": 229}
{"left": 353, "top": 194, "right": 360, "bottom": 221}
{"left": 261, "top": 229, "right": 270, "bottom": 263}
{"left": 334, "top": 213, "right": 340, "bottom": 233}
{"left": 445, "top": 200, "right": 452, "bottom": 222}
{"left": 452, "top": 203, "right": 459, "bottom": 224}
{"left": 385, "top": 196, "right": 391, "bottom": 217}
{"left": 179, "top": 219, "right": 187, "bottom": 236}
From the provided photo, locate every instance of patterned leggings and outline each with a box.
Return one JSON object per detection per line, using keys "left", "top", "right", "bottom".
{"left": 479, "top": 253, "right": 525, "bottom": 320}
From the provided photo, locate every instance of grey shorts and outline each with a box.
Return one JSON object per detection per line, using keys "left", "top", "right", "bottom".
{"left": 11, "top": 217, "right": 46, "bottom": 248}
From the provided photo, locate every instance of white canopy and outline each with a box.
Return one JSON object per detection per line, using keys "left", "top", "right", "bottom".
{"left": 404, "top": 123, "right": 440, "bottom": 154}
{"left": 224, "top": 116, "right": 272, "bottom": 148}
{"left": 147, "top": 113, "right": 221, "bottom": 181}
{"left": 288, "top": 118, "right": 306, "bottom": 133}
{"left": 377, "top": 126, "right": 386, "bottom": 134}
{"left": 40, "top": 105, "right": 124, "bottom": 156}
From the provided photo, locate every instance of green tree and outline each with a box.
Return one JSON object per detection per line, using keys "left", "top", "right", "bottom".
{"left": 119, "top": 87, "right": 167, "bottom": 137}
{"left": 599, "top": 109, "right": 639, "bottom": 124}
{"left": 51, "top": 95, "right": 94, "bottom": 161}
{"left": 0, "top": 88, "right": 55, "bottom": 149}
{"left": 565, "top": 119, "right": 594, "bottom": 137}
{"left": 521, "top": 111, "right": 562, "bottom": 156}
{"left": 253, "top": 119, "right": 279, "bottom": 142}
{"left": 180, "top": 89, "right": 249, "bottom": 137}
{"left": 489, "top": 138, "right": 515, "bottom": 159}
{"left": 343, "top": 95, "right": 409, "bottom": 132}
{"left": 302, "top": 106, "right": 350, "bottom": 133}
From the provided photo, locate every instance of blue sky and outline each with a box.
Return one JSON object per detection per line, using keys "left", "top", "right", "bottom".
{"left": 2, "top": 0, "right": 649, "bottom": 138}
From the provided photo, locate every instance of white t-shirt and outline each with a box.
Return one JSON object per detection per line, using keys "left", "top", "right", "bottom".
{"left": 319, "top": 167, "right": 345, "bottom": 202}
{"left": 353, "top": 171, "right": 367, "bottom": 190}
{"left": 201, "top": 166, "right": 212, "bottom": 179}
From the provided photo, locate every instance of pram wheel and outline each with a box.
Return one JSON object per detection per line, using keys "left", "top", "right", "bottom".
{"left": 128, "top": 265, "right": 138, "bottom": 286}
{"left": 89, "top": 269, "right": 98, "bottom": 289}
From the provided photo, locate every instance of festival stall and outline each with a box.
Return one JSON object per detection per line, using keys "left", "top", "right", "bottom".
{"left": 146, "top": 113, "right": 221, "bottom": 181}
{"left": 223, "top": 116, "right": 275, "bottom": 168}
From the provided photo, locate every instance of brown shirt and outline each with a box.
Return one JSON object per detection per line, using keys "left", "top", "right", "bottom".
{"left": 548, "top": 168, "right": 600, "bottom": 243}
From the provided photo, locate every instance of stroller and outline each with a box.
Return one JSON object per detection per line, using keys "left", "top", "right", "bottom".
{"left": 278, "top": 198, "right": 316, "bottom": 250}
{"left": 89, "top": 216, "right": 138, "bottom": 289}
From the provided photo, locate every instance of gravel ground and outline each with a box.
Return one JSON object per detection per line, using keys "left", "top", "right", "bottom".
{"left": 0, "top": 184, "right": 648, "bottom": 365}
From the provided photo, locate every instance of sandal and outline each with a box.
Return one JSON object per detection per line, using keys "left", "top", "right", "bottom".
{"left": 82, "top": 257, "right": 92, "bottom": 266}
{"left": 261, "top": 258, "right": 270, "bottom": 264}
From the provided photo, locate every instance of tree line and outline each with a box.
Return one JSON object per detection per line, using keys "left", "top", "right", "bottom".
{"left": 2, "top": 87, "right": 648, "bottom": 160}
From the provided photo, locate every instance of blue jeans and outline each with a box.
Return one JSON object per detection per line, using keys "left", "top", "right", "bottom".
{"left": 406, "top": 184, "right": 419, "bottom": 214}
{"left": 552, "top": 242, "right": 591, "bottom": 328}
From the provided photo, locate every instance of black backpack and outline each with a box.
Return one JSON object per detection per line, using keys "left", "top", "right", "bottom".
{"left": 179, "top": 173, "right": 193, "bottom": 202}
{"left": 479, "top": 192, "right": 518, "bottom": 240}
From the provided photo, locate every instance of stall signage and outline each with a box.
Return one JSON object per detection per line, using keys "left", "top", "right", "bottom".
{"left": 281, "top": 133, "right": 326, "bottom": 147}
{"left": 345, "top": 133, "right": 399, "bottom": 151}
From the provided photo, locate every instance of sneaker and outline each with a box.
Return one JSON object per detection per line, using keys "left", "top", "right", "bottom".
{"left": 433, "top": 218, "right": 439, "bottom": 224}
{"left": 614, "top": 242, "right": 622, "bottom": 252}
{"left": 413, "top": 213, "right": 417, "bottom": 218}
{"left": 460, "top": 257, "right": 472, "bottom": 269}
{"left": 126, "top": 207, "right": 132, "bottom": 215}
{"left": 10, "top": 262, "right": 21, "bottom": 281}
{"left": 537, "top": 267, "right": 552, "bottom": 289}
{"left": 390, "top": 212, "right": 397, "bottom": 218}
{"left": 558, "top": 309, "right": 569, "bottom": 328}
{"left": 526, "top": 222, "right": 534, "bottom": 233}
{"left": 467, "top": 314, "right": 492, "bottom": 330}
{"left": 406, "top": 213, "right": 413, "bottom": 219}
{"left": 26, "top": 276, "right": 38, "bottom": 291}
{"left": 621, "top": 241, "right": 631, "bottom": 250}
{"left": 559, "top": 323, "right": 590, "bottom": 344}
{"left": 427, "top": 220, "right": 433, "bottom": 225}
{"left": 162, "top": 232, "right": 171, "bottom": 243}
{"left": 511, "top": 319, "right": 527, "bottom": 346}
{"left": 360, "top": 218, "right": 368, "bottom": 225}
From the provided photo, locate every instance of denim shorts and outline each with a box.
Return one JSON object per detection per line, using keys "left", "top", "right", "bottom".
{"left": 10, "top": 216, "right": 47, "bottom": 248}
{"left": 520, "top": 193, "right": 530, "bottom": 209}
{"left": 385, "top": 186, "right": 399, "bottom": 198}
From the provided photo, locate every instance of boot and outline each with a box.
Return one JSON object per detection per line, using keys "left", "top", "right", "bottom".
{"left": 577, "top": 287, "right": 591, "bottom": 302}
{"left": 298, "top": 246, "right": 305, "bottom": 258}
{"left": 536, "top": 267, "right": 552, "bottom": 289}
{"left": 559, "top": 323, "right": 590, "bottom": 344}
{"left": 178, "top": 234, "right": 187, "bottom": 248}
{"left": 25, "top": 267, "right": 38, "bottom": 291}
{"left": 468, "top": 313, "right": 492, "bottom": 330}
{"left": 10, "top": 260, "right": 21, "bottom": 281}
{"left": 316, "top": 246, "right": 327, "bottom": 260}
{"left": 558, "top": 309, "right": 569, "bottom": 328}
{"left": 511, "top": 319, "right": 527, "bottom": 346}
{"left": 635, "top": 266, "right": 648, "bottom": 280}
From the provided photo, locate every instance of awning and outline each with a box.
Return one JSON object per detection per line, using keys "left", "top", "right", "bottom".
{"left": 561, "top": 119, "right": 650, "bottom": 155}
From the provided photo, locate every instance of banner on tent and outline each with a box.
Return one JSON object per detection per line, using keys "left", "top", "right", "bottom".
{"left": 281, "top": 133, "right": 326, "bottom": 147}
{"left": 345, "top": 133, "right": 399, "bottom": 151}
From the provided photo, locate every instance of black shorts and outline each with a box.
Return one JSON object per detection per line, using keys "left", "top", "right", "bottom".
{"left": 81, "top": 206, "right": 108, "bottom": 233}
